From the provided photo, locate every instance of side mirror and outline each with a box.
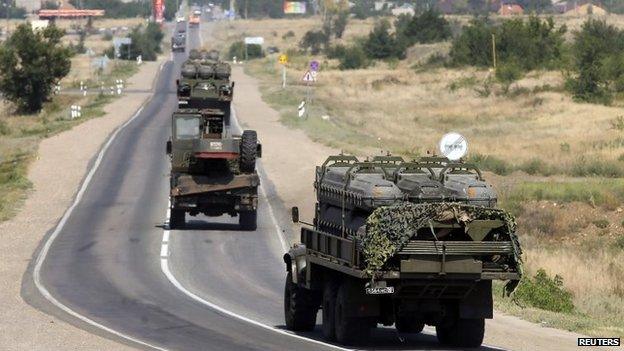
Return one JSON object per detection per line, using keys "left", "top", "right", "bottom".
{"left": 176, "top": 79, "right": 179, "bottom": 87}
{"left": 166, "top": 140, "right": 172, "bottom": 155}
{"left": 291, "top": 207, "right": 299, "bottom": 223}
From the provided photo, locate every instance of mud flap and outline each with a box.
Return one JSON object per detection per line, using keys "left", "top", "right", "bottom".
{"left": 459, "top": 280, "right": 492, "bottom": 319}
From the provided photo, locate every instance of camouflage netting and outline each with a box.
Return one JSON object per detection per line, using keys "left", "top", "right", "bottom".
{"left": 356, "top": 202, "right": 522, "bottom": 289}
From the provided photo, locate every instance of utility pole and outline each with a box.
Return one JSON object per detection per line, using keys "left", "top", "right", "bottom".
{"left": 5, "top": 0, "right": 9, "bottom": 39}
{"left": 491, "top": 34, "right": 497, "bottom": 69}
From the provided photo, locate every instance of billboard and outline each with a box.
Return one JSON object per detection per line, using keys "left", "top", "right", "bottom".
{"left": 283, "top": 1, "right": 306, "bottom": 14}
{"left": 153, "top": 0, "right": 164, "bottom": 23}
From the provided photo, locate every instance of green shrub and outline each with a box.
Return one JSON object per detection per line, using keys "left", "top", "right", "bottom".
{"left": 299, "top": 30, "right": 327, "bottom": 55}
{"left": 339, "top": 45, "right": 370, "bottom": 70}
{"left": 571, "top": 157, "right": 624, "bottom": 177}
{"left": 326, "top": 44, "right": 347, "bottom": 59}
{"left": 610, "top": 116, "right": 624, "bottom": 130}
{"left": 396, "top": 9, "right": 451, "bottom": 46}
{"left": 593, "top": 219, "right": 610, "bottom": 228}
{"left": 0, "top": 119, "right": 10, "bottom": 136}
{"left": 468, "top": 153, "right": 512, "bottom": 175}
{"left": 282, "top": 30, "right": 295, "bottom": 40}
{"left": 514, "top": 269, "right": 575, "bottom": 313}
{"left": 520, "top": 158, "right": 554, "bottom": 176}
{"left": 615, "top": 235, "right": 624, "bottom": 249}
{"left": 567, "top": 19, "right": 624, "bottom": 103}
{"left": 228, "top": 41, "right": 245, "bottom": 60}
{"left": 246, "top": 44, "right": 264, "bottom": 59}
{"left": 363, "top": 19, "right": 406, "bottom": 60}
{"left": 450, "top": 16, "right": 566, "bottom": 71}
{"left": 495, "top": 60, "right": 524, "bottom": 94}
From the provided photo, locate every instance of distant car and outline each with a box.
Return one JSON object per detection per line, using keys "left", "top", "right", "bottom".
{"left": 267, "top": 46, "right": 279, "bottom": 54}
{"left": 176, "top": 16, "right": 185, "bottom": 23}
{"left": 193, "top": 9, "right": 201, "bottom": 15}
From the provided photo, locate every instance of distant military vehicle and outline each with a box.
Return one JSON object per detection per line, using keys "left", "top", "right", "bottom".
{"left": 283, "top": 147, "right": 522, "bottom": 347}
{"left": 171, "top": 33, "right": 186, "bottom": 52}
{"left": 167, "top": 52, "right": 260, "bottom": 230}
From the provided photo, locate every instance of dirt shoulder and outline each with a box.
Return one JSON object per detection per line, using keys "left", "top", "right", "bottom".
{"left": 0, "top": 58, "right": 165, "bottom": 351}
{"left": 231, "top": 66, "right": 597, "bottom": 351}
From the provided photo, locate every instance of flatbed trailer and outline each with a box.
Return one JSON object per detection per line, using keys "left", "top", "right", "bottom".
{"left": 169, "top": 172, "right": 259, "bottom": 229}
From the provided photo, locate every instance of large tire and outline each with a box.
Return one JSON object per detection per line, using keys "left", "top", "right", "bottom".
{"left": 169, "top": 208, "right": 186, "bottom": 229}
{"left": 239, "top": 130, "right": 257, "bottom": 174}
{"left": 335, "top": 282, "right": 370, "bottom": 345}
{"left": 436, "top": 318, "right": 484, "bottom": 348}
{"left": 284, "top": 272, "right": 318, "bottom": 331}
{"left": 395, "top": 315, "right": 425, "bottom": 334}
{"left": 170, "top": 208, "right": 185, "bottom": 229}
{"left": 322, "top": 281, "right": 338, "bottom": 341}
{"left": 239, "top": 210, "right": 257, "bottom": 231}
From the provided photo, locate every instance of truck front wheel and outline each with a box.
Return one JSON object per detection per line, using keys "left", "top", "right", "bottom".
{"left": 436, "top": 318, "right": 484, "bottom": 348}
{"left": 284, "top": 272, "right": 318, "bottom": 331}
{"left": 170, "top": 209, "right": 185, "bottom": 229}
{"left": 239, "top": 210, "right": 257, "bottom": 231}
{"left": 335, "top": 282, "right": 370, "bottom": 345}
{"left": 395, "top": 315, "right": 425, "bottom": 334}
{"left": 322, "top": 281, "right": 338, "bottom": 340}
{"left": 239, "top": 130, "right": 257, "bottom": 173}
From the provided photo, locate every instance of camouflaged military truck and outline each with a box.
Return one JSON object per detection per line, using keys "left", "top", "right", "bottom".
{"left": 167, "top": 53, "right": 261, "bottom": 230}
{"left": 283, "top": 154, "right": 522, "bottom": 347}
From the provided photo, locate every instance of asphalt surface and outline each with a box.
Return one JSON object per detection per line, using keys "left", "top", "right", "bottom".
{"left": 32, "top": 25, "right": 506, "bottom": 351}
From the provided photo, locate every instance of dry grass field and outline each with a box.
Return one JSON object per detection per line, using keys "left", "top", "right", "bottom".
{"left": 208, "top": 14, "right": 624, "bottom": 337}
{"left": 0, "top": 22, "right": 144, "bottom": 222}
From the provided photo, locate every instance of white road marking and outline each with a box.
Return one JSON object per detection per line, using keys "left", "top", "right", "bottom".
{"left": 32, "top": 99, "right": 168, "bottom": 351}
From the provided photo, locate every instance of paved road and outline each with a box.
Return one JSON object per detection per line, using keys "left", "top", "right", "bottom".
{"left": 32, "top": 25, "right": 504, "bottom": 351}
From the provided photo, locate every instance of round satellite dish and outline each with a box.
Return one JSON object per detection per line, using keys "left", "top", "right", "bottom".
{"left": 439, "top": 132, "right": 468, "bottom": 161}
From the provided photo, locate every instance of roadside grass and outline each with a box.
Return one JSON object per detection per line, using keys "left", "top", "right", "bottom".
{"left": 0, "top": 73, "right": 128, "bottom": 222}
{"left": 503, "top": 179, "right": 624, "bottom": 211}
{"left": 64, "top": 60, "right": 140, "bottom": 90}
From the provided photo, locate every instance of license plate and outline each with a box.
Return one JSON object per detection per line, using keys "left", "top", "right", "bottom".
{"left": 365, "top": 286, "right": 394, "bottom": 295}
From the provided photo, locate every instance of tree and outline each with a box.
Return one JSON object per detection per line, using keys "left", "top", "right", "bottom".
{"left": 299, "top": 30, "right": 327, "bottom": 55}
{"left": 119, "top": 23, "right": 164, "bottom": 61}
{"left": 364, "top": 19, "right": 405, "bottom": 59}
{"left": 333, "top": 11, "right": 348, "bottom": 39}
{"left": 0, "top": 24, "right": 71, "bottom": 112}
{"left": 567, "top": 19, "right": 624, "bottom": 103}
{"left": 339, "top": 45, "right": 369, "bottom": 70}
{"left": 397, "top": 9, "right": 451, "bottom": 45}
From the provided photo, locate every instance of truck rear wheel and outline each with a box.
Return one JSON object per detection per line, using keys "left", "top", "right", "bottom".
{"left": 322, "top": 281, "right": 338, "bottom": 340}
{"left": 239, "top": 210, "right": 257, "bottom": 231}
{"left": 335, "top": 282, "right": 370, "bottom": 345}
{"left": 395, "top": 315, "right": 425, "bottom": 334}
{"left": 170, "top": 209, "right": 185, "bottom": 229}
{"left": 284, "top": 272, "right": 318, "bottom": 331}
{"left": 239, "top": 130, "right": 257, "bottom": 173}
{"left": 436, "top": 318, "right": 484, "bottom": 348}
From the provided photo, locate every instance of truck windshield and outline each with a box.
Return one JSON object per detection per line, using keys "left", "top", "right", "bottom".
{"left": 175, "top": 116, "right": 200, "bottom": 139}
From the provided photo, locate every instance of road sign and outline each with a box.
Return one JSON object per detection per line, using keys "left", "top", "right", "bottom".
{"left": 278, "top": 54, "right": 288, "bottom": 64}
{"left": 244, "top": 36, "right": 264, "bottom": 45}
{"left": 302, "top": 70, "right": 315, "bottom": 83}
{"left": 310, "top": 60, "right": 320, "bottom": 71}
{"left": 439, "top": 132, "right": 468, "bottom": 161}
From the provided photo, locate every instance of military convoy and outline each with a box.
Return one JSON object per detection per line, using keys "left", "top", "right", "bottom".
{"left": 167, "top": 49, "right": 261, "bottom": 230}
{"left": 283, "top": 152, "right": 522, "bottom": 347}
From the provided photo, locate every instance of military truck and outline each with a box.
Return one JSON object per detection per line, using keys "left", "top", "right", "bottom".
{"left": 167, "top": 54, "right": 261, "bottom": 230}
{"left": 171, "top": 33, "right": 186, "bottom": 52}
{"left": 283, "top": 153, "right": 522, "bottom": 347}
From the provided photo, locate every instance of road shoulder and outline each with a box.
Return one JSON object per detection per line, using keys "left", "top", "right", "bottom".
{"left": 0, "top": 58, "right": 166, "bottom": 351}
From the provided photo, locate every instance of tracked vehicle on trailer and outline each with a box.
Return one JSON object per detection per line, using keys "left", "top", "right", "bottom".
{"left": 167, "top": 51, "right": 260, "bottom": 230}
{"left": 283, "top": 135, "right": 522, "bottom": 347}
